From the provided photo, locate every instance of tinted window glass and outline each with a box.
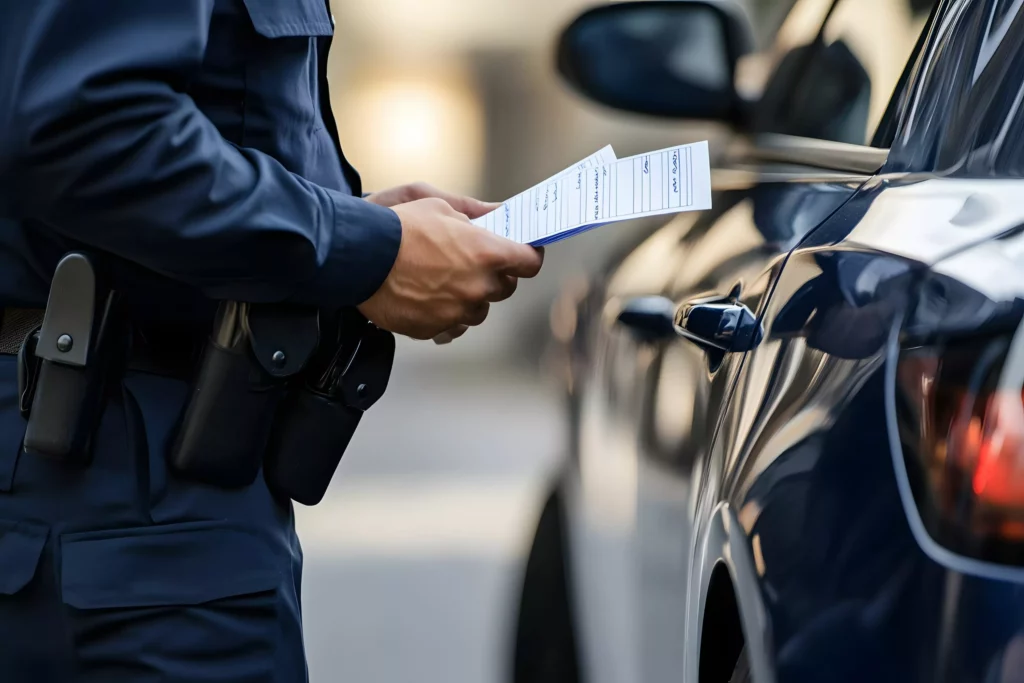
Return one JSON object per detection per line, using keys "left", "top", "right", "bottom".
{"left": 961, "top": 2, "right": 1024, "bottom": 175}
{"left": 888, "top": 0, "right": 1024, "bottom": 175}
{"left": 822, "top": 0, "right": 933, "bottom": 143}
{"left": 752, "top": 0, "right": 934, "bottom": 145}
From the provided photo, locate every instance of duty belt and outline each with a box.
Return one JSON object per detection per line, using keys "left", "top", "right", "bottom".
{"left": 0, "top": 308, "right": 44, "bottom": 355}
{"left": 5, "top": 252, "right": 395, "bottom": 507}
{"left": 1, "top": 306, "right": 201, "bottom": 378}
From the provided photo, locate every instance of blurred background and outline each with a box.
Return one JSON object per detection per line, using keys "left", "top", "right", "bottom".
{"left": 297, "top": 0, "right": 930, "bottom": 680}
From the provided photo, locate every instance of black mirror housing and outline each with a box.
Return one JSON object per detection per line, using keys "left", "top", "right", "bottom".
{"left": 557, "top": 1, "right": 754, "bottom": 122}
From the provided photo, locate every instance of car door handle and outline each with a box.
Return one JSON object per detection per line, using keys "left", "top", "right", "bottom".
{"left": 678, "top": 300, "right": 762, "bottom": 352}
{"left": 616, "top": 296, "right": 762, "bottom": 352}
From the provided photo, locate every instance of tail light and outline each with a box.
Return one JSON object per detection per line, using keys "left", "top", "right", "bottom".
{"left": 895, "top": 327, "right": 1024, "bottom": 565}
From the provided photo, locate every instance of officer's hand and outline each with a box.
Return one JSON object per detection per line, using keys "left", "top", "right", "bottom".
{"left": 366, "top": 182, "right": 500, "bottom": 219}
{"left": 367, "top": 186, "right": 512, "bottom": 346}
{"left": 358, "top": 198, "right": 544, "bottom": 341}
{"left": 366, "top": 183, "right": 510, "bottom": 346}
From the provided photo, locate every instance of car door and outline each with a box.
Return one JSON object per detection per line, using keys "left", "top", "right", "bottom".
{"left": 556, "top": 1, "right": 936, "bottom": 682}
{"left": 563, "top": 172, "right": 871, "bottom": 683}
{"left": 699, "top": 1, "right": 1024, "bottom": 681}
{"left": 622, "top": 163, "right": 869, "bottom": 683}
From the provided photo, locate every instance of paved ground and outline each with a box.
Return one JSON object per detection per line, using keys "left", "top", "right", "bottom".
{"left": 295, "top": 349, "right": 565, "bottom": 683}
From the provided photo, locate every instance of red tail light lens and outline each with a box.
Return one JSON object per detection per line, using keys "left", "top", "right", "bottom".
{"left": 896, "top": 330, "right": 1024, "bottom": 564}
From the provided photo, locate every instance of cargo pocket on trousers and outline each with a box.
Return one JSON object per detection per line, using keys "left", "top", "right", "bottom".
{"left": 61, "top": 521, "right": 283, "bottom": 682}
{"left": 0, "top": 520, "right": 48, "bottom": 596}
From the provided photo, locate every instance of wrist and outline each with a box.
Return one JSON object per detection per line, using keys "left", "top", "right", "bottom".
{"left": 290, "top": 190, "right": 403, "bottom": 309}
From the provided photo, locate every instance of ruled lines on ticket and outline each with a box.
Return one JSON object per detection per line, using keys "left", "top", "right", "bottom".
{"left": 472, "top": 145, "right": 616, "bottom": 237}
{"left": 474, "top": 141, "right": 712, "bottom": 246}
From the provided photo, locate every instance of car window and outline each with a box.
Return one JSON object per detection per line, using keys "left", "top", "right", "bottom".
{"left": 751, "top": 0, "right": 935, "bottom": 146}
{"left": 889, "top": 0, "right": 1024, "bottom": 176}
{"left": 745, "top": 0, "right": 803, "bottom": 51}
{"left": 963, "top": 1, "right": 1024, "bottom": 175}
{"left": 822, "top": 0, "right": 934, "bottom": 144}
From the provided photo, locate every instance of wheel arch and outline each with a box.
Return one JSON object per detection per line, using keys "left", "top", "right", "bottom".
{"left": 694, "top": 503, "right": 776, "bottom": 683}
{"left": 511, "top": 480, "right": 582, "bottom": 683}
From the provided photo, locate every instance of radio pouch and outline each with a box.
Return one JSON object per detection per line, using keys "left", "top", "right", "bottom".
{"left": 264, "top": 310, "right": 395, "bottom": 506}
{"left": 169, "top": 302, "right": 318, "bottom": 488}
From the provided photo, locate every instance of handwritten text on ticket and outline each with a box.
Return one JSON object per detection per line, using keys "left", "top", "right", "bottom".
{"left": 473, "top": 141, "right": 712, "bottom": 246}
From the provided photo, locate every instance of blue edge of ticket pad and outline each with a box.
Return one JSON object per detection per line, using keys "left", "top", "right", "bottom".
{"left": 528, "top": 221, "right": 611, "bottom": 247}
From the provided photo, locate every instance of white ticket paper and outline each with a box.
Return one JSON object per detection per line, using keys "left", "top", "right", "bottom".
{"left": 472, "top": 145, "right": 617, "bottom": 238}
{"left": 474, "top": 141, "right": 712, "bottom": 246}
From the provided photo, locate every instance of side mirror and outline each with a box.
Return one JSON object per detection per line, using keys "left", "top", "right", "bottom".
{"left": 556, "top": 1, "right": 754, "bottom": 122}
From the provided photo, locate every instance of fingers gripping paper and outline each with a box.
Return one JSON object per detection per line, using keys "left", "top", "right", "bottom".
{"left": 473, "top": 141, "right": 712, "bottom": 246}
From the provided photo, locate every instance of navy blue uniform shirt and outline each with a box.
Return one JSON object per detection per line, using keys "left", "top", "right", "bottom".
{"left": 0, "top": 2, "right": 401, "bottom": 680}
{"left": 0, "top": 0, "right": 402, "bottom": 316}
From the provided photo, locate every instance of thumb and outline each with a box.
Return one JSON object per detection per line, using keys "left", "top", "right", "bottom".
{"left": 499, "top": 242, "right": 545, "bottom": 278}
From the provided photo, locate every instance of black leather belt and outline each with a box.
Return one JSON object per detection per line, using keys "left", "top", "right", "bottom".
{"left": 1, "top": 306, "right": 201, "bottom": 379}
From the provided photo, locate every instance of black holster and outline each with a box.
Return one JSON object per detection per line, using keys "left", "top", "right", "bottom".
{"left": 21, "top": 253, "right": 124, "bottom": 464}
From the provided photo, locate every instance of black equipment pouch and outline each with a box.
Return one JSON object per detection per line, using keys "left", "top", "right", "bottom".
{"left": 168, "top": 302, "right": 319, "bottom": 488}
{"left": 22, "top": 253, "right": 122, "bottom": 463}
{"left": 264, "top": 309, "right": 395, "bottom": 506}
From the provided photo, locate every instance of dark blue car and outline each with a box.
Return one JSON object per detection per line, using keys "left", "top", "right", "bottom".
{"left": 511, "top": 1, "right": 1024, "bottom": 682}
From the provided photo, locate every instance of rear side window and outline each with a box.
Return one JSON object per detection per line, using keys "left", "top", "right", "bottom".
{"left": 755, "top": 0, "right": 935, "bottom": 146}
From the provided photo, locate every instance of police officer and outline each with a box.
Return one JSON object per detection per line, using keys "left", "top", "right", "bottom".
{"left": 0, "top": 1, "right": 543, "bottom": 681}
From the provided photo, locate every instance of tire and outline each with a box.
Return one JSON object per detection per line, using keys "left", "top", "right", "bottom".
{"left": 730, "top": 647, "right": 753, "bottom": 683}
{"left": 511, "top": 488, "right": 581, "bottom": 683}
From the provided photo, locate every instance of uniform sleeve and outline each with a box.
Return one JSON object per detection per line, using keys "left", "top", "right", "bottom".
{"left": 0, "top": 0, "right": 401, "bottom": 308}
